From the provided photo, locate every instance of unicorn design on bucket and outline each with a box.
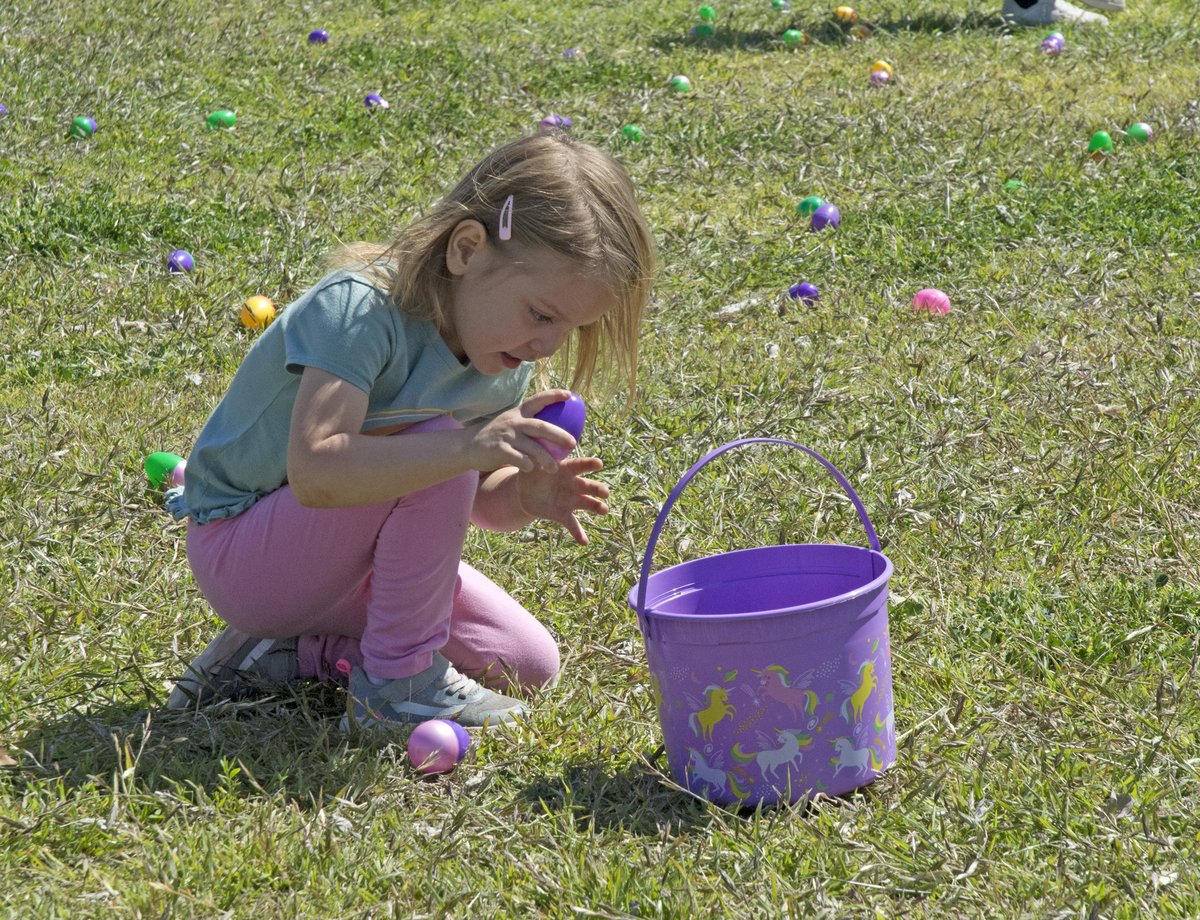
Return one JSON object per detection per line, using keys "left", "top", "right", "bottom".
{"left": 686, "top": 749, "right": 752, "bottom": 801}
{"left": 840, "top": 659, "right": 878, "bottom": 727}
{"left": 829, "top": 737, "right": 884, "bottom": 780}
{"left": 689, "top": 686, "right": 735, "bottom": 741}
{"left": 873, "top": 706, "right": 895, "bottom": 741}
{"left": 731, "top": 729, "right": 813, "bottom": 783}
{"left": 754, "top": 665, "right": 819, "bottom": 722}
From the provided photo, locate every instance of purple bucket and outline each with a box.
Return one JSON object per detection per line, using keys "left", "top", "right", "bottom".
{"left": 629, "top": 439, "right": 896, "bottom": 807}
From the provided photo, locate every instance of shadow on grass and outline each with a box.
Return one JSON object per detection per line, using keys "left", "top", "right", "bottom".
{"left": 7, "top": 685, "right": 377, "bottom": 807}
{"left": 653, "top": 11, "right": 1005, "bottom": 55}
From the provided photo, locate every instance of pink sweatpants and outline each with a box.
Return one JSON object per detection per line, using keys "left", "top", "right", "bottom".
{"left": 184, "top": 416, "right": 560, "bottom": 692}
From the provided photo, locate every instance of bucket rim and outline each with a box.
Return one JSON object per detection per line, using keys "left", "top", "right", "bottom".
{"left": 629, "top": 542, "right": 893, "bottom": 623}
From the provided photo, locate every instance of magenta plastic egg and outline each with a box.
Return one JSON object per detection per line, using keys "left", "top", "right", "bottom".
{"left": 407, "top": 719, "right": 471, "bottom": 774}
{"left": 534, "top": 393, "right": 586, "bottom": 461}
{"left": 913, "top": 288, "right": 951, "bottom": 314}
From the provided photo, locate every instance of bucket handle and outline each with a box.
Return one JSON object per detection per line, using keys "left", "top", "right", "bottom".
{"left": 634, "top": 438, "right": 881, "bottom": 616}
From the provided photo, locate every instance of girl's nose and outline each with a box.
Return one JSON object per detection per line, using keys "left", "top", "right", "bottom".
{"left": 533, "top": 328, "right": 570, "bottom": 359}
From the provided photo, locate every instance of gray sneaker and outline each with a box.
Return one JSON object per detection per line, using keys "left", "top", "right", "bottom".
{"left": 167, "top": 625, "right": 299, "bottom": 709}
{"left": 340, "top": 652, "right": 526, "bottom": 730}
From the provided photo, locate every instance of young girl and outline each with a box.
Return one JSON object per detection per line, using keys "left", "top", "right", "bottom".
{"left": 165, "top": 133, "right": 656, "bottom": 729}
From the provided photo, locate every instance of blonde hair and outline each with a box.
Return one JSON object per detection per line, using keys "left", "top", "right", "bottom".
{"left": 327, "top": 133, "right": 657, "bottom": 396}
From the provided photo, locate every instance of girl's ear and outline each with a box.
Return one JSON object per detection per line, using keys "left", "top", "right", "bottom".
{"left": 445, "top": 220, "right": 490, "bottom": 277}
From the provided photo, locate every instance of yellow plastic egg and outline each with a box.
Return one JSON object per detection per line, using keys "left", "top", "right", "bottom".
{"left": 241, "top": 295, "right": 276, "bottom": 330}
{"left": 871, "top": 59, "right": 893, "bottom": 78}
{"left": 835, "top": 6, "right": 858, "bottom": 22}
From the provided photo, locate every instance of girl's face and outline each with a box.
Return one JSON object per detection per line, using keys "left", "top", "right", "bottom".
{"left": 443, "top": 220, "right": 614, "bottom": 376}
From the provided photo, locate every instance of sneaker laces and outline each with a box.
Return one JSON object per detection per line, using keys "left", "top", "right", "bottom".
{"left": 437, "top": 665, "right": 480, "bottom": 701}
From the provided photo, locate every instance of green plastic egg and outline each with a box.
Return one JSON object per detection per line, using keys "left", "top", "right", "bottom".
{"left": 621, "top": 124, "right": 645, "bottom": 142}
{"left": 1087, "top": 130, "right": 1113, "bottom": 155}
{"left": 207, "top": 109, "right": 237, "bottom": 129}
{"left": 699, "top": 5, "right": 716, "bottom": 22}
{"left": 145, "top": 452, "right": 186, "bottom": 489}
{"left": 796, "top": 195, "right": 825, "bottom": 218}
{"left": 782, "top": 29, "right": 806, "bottom": 47}
{"left": 668, "top": 75, "right": 692, "bottom": 94}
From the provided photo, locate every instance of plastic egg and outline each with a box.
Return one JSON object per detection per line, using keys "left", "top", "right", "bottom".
{"left": 407, "top": 719, "right": 472, "bottom": 774}
{"left": 169, "top": 460, "right": 187, "bottom": 488}
{"left": 668, "top": 74, "right": 693, "bottom": 93}
{"left": 365, "top": 93, "right": 389, "bottom": 110}
{"left": 871, "top": 60, "right": 894, "bottom": 78}
{"left": 810, "top": 203, "right": 841, "bottom": 231}
{"left": 1003, "top": 178, "right": 1025, "bottom": 191}
{"left": 782, "top": 29, "right": 807, "bottom": 47}
{"left": 308, "top": 29, "right": 329, "bottom": 44}
{"left": 691, "top": 22, "right": 715, "bottom": 37}
{"left": 621, "top": 124, "right": 645, "bottom": 142}
{"left": 206, "top": 109, "right": 236, "bottom": 129}
{"left": 69, "top": 116, "right": 95, "bottom": 139}
{"left": 772, "top": 0, "right": 791, "bottom": 9}
{"left": 1126, "top": 122, "right": 1153, "bottom": 144}
{"left": 534, "top": 393, "right": 586, "bottom": 462}
{"left": 167, "top": 249, "right": 195, "bottom": 273}
{"left": 835, "top": 6, "right": 858, "bottom": 22}
{"left": 562, "top": 47, "right": 586, "bottom": 60}
{"left": 241, "top": 295, "right": 276, "bottom": 330}
{"left": 699, "top": 4, "right": 717, "bottom": 22}
{"left": 913, "top": 288, "right": 951, "bottom": 315}
{"left": 1087, "top": 130, "right": 1113, "bottom": 158}
{"left": 796, "top": 196, "right": 825, "bottom": 218}
{"left": 869, "top": 70, "right": 890, "bottom": 87}
{"left": 1041, "top": 36, "right": 1063, "bottom": 55}
{"left": 538, "top": 113, "right": 573, "bottom": 133}
{"left": 145, "top": 452, "right": 186, "bottom": 489}
{"left": 0, "top": 103, "right": 8, "bottom": 117}
{"left": 788, "top": 282, "right": 820, "bottom": 304}
{"left": 851, "top": 24, "right": 872, "bottom": 38}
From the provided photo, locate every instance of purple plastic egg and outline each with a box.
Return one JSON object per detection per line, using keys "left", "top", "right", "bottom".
{"left": 0, "top": 103, "right": 9, "bottom": 117}
{"left": 168, "top": 459, "right": 187, "bottom": 488}
{"left": 308, "top": 29, "right": 329, "bottom": 44}
{"left": 407, "top": 719, "right": 471, "bottom": 774}
{"left": 538, "top": 113, "right": 573, "bottom": 133}
{"left": 364, "top": 93, "right": 389, "bottom": 110}
{"left": 869, "top": 69, "right": 890, "bottom": 87}
{"left": 788, "top": 281, "right": 820, "bottom": 304}
{"left": 167, "top": 249, "right": 195, "bottom": 273}
{"left": 562, "top": 47, "right": 586, "bottom": 60}
{"left": 810, "top": 203, "right": 841, "bottom": 232}
{"left": 534, "top": 393, "right": 586, "bottom": 461}
{"left": 1041, "top": 36, "right": 1063, "bottom": 55}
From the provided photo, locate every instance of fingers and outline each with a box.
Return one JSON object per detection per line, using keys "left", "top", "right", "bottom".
{"left": 520, "top": 389, "right": 574, "bottom": 416}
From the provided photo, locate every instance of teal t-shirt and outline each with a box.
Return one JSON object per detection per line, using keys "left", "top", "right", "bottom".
{"left": 170, "top": 269, "right": 535, "bottom": 524}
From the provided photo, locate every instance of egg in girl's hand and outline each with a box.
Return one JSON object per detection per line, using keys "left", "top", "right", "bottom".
{"left": 534, "top": 393, "right": 586, "bottom": 461}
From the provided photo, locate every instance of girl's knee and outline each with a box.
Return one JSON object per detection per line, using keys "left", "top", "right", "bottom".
{"left": 469, "top": 627, "right": 560, "bottom": 694}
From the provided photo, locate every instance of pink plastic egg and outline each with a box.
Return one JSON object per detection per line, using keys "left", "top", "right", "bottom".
{"left": 407, "top": 719, "right": 472, "bottom": 774}
{"left": 913, "top": 288, "right": 951, "bottom": 315}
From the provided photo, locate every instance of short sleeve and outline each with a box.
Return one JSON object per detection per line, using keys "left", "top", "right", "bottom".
{"left": 282, "top": 275, "right": 399, "bottom": 394}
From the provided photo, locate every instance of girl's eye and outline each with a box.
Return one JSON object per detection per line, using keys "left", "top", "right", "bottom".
{"left": 530, "top": 308, "right": 554, "bottom": 324}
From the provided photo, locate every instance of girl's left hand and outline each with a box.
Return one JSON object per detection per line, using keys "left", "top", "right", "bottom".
{"left": 516, "top": 456, "right": 610, "bottom": 546}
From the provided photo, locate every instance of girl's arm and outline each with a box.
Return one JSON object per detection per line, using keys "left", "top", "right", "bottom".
{"left": 287, "top": 368, "right": 574, "bottom": 508}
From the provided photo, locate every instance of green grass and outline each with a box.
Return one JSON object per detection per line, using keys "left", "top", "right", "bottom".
{"left": 3, "top": 0, "right": 1200, "bottom": 916}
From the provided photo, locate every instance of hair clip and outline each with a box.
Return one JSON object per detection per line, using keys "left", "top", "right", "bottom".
{"left": 498, "top": 194, "right": 514, "bottom": 241}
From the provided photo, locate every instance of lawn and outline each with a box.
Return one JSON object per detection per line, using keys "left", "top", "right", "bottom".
{"left": 2, "top": 0, "right": 1199, "bottom": 916}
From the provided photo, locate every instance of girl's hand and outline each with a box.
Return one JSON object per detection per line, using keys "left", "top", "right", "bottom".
{"left": 467, "top": 390, "right": 578, "bottom": 474}
{"left": 516, "top": 456, "right": 610, "bottom": 546}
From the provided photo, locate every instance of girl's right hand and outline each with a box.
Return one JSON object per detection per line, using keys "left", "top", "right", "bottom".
{"left": 467, "top": 389, "right": 578, "bottom": 473}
